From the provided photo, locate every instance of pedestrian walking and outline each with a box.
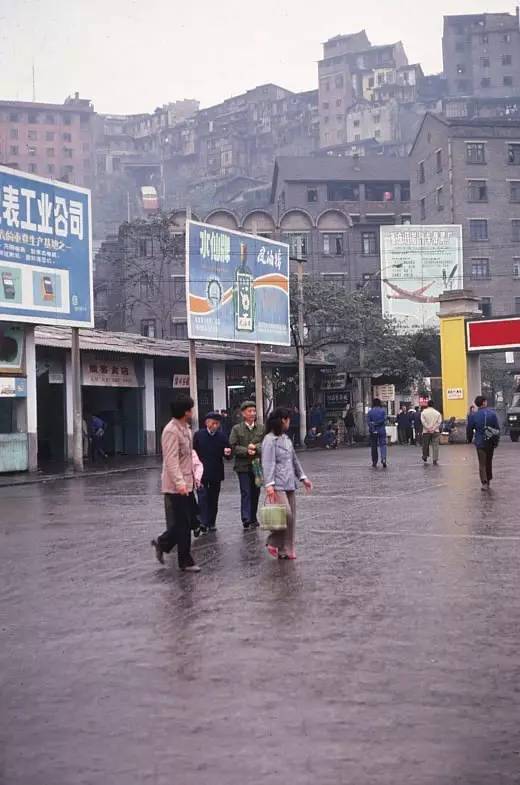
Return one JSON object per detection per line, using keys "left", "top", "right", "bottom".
{"left": 87, "top": 412, "right": 107, "bottom": 461}
{"left": 262, "top": 407, "right": 312, "bottom": 560}
{"left": 368, "top": 398, "right": 387, "bottom": 468}
{"left": 396, "top": 405, "right": 409, "bottom": 445}
{"left": 467, "top": 395, "right": 500, "bottom": 489}
{"left": 220, "top": 409, "right": 232, "bottom": 439}
{"left": 343, "top": 406, "right": 356, "bottom": 446}
{"left": 229, "top": 401, "right": 265, "bottom": 530}
{"left": 291, "top": 406, "right": 301, "bottom": 448}
{"left": 413, "top": 406, "right": 423, "bottom": 446}
{"left": 193, "top": 412, "right": 231, "bottom": 532}
{"left": 407, "top": 408, "right": 416, "bottom": 445}
{"left": 421, "top": 400, "right": 442, "bottom": 465}
{"left": 151, "top": 395, "right": 201, "bottom": 572}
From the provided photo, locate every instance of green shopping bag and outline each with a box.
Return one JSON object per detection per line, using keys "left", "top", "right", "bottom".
{"left": 259, "top": 498, "right": 287, "bottom": 531}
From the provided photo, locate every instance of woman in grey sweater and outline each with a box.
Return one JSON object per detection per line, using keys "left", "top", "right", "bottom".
{"left": 261, "top": 407, "right": 312, "bottom": 560}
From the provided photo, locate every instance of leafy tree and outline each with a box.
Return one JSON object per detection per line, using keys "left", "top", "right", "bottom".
{"left": 291, "top": 276, "right": 439, "bottom": 389}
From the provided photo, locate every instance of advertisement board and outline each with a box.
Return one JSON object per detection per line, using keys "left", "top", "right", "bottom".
{"left": 186, "top": 221, "right": 290, "bottom": 346}
{"left": 380, "top": 225, "right": 463, "bottom": 329}
{"left": 0, "top": 166, "right": 92, "bottom": 328}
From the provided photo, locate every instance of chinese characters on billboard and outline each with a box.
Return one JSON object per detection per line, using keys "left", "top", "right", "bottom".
{"left": 0, "top": 166, "right": 93, "bottom": 328}
{"left": 380, "top": 225, "right": 463, "bottom": 329}
{"left": 186, "top": 221, "right": 290, "bottom": 346}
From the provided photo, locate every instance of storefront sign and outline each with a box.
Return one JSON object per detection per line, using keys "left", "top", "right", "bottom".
{"left": 172, "top": 373, "right": 190, "bottom": 389}
{"left": 325, "top": 390, "right": 350, "bottom": 409}
{"left": 82, "top": 355, "right": 139, "bottom": 387}
{"left": 446, "top": 387, "right": 464, "bottom": 400}
{"left": 0, "top": 324, "right": 24, "bottom": 373}
{"left": 321, "top": 372, "right": 347, "bottom": 391}
{"left": 0, "top": 377, "right": 27, "bottom": 397}
{"left": 373, "top": 383, "right": 395, "bottom": 402}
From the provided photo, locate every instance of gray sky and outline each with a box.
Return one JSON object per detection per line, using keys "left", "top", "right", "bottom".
{"left": 1, "top": 0, "right": 516, "bottom": 114}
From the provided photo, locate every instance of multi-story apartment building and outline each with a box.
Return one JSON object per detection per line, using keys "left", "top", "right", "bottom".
{"left": 318, "top": 32, "right": 410, "bottom": 148}
{"left": 0, "top": 94, "right": 95, "bottom": 187}
{"left": 443, "top": 10, "right": 520, "bottom": 99}
{"left": 410, "top": 113, "right": 520, "bottom": 317}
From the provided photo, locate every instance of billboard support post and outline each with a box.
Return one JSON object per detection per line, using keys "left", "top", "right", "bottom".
{"left": 25, "top": 325, "right": 38, "bottom": 472}
{"left": 71, "top": 327, "right": 83, "bottom": 472}
{"left": 254, "top": 344, "right": 263, "bottom": 425}
{"left": 297, "top": 259, "right": 307, "bottom": 447}
{"left": 186, "top": 208, "right": 199, "bottom": 430}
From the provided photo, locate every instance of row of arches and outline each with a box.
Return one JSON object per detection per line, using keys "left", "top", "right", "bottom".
{"left": 167, "top": 208, "right": 351, "bottom": 233}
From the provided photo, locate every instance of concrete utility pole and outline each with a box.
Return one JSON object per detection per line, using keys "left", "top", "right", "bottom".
{"left": 297, "top": 258, "right": 307, "bottom": 447}
{"left": 71, "top": 327, "right": 84, "bottom": 472}
{"left": 251, "top": 218, "right": 264, "bottom": 425}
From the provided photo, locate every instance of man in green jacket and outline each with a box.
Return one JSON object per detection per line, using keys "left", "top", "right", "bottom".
{"left": 229, "top": 401, "right": 265, "bottom": 529}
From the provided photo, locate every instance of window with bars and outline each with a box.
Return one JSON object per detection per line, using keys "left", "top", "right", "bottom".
{"left": 418, "top": 161, "right": 425, "bottom": 183}
{"left": 471, "top": 258, "right": 490, "bottom": 279}
{"left": 138, "top": 237, "right": 153, "bottom": 257}
{"left": 420, "top": 198, "right": 426, "bottom": 220}
{"left": 510, "top": 181, "right": 520, "bottom": 202}
{"left": 172, "top": 322, "right": 188, "bottom": 339}
{"left": 436, "top": 187, "right": 444, "bottom": 211}
{"left": 322, "top": 233, "right": 344, "bottom": 255}
{"left": 508, "top": 144, "right": 520, "bottom": 164}
{"left": 436, "top": 149, "right": 443, "bottom": 172}
{"left": 513, "top": 220, "right": 520, "bottom": 241}
{"left": 466, "top": 143, "right": 486, "bottom": 164}
{"left": 282, "top": 233, "right": 309, "bottom": 260}
{"left": 469, "top": 219, "right": 488, "bottom": 241}
{"left": 467, "top": 180, "right": 487, "bottom": 201}
{"left": 513, "top": 258, "right": 520, "bottom": 279}
{"left": 361, "top": 231, "right": 377, "bottom": 256}
{"left": 141, "top": 319, "right": 157, "bottom": 337}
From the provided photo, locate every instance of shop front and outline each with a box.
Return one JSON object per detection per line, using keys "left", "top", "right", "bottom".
{"left": 81, "top": 354, "right": 145, "bottom": 456}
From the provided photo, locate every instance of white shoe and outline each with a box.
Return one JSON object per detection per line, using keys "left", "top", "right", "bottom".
{"left": 182, "top": 564, "right": 201, "bottom": 573}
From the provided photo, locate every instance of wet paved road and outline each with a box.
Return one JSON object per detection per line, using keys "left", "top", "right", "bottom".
{"left": 1, "top": 443, "right": 520, "bottom": 785}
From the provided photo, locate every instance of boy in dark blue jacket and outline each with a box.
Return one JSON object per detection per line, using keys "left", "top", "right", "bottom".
{"left": 193, "top": 412, "right": 231, "bottom": 531}
{"left": 367, "top": 398, "right": 388, "bottom": 468}
{"left": 467, "top": 395, "right": 500, "bottom": 489}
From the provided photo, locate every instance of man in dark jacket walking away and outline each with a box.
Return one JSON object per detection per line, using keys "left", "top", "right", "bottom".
{"left": 396, "top": 406, "right": 409, "bottom": 445}
{"left": 468, "top": 395, "right": 500, "bottom": 489}
{"left": 193, "top": 412, "right": 231, "bottom": 531}
{"left": 229, "top": 401, "right": 265, "bottom": 529}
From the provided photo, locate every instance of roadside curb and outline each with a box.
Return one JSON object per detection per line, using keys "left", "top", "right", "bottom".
{"left": 0, "top": 462, "right": 159, "bottom": 489}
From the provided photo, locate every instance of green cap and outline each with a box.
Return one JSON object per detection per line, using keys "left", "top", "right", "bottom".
{"left": 240, "top": 400, "right": 256, "bottom": 411}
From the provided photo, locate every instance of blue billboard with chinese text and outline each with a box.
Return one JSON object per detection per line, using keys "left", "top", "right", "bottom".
{"left": 0, "top": 166, "right": 92, "bottom": 327}
{"left": 186, "top": 220, "right": 290, "bottom": 346}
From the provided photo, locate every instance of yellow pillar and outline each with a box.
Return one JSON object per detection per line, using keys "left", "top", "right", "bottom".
{"left": 439, "top": 291, "right": 482, "bottom": 420}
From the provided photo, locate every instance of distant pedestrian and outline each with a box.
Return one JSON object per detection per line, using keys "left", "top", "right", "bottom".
{"left": 421, "top": 400, "right": 442, "bottom": 465}
{"left": 88, "top": 413, "right": 107, "bottom": 461}
{"left": 291, "top": 406, "right": 301, "bottom": 448}
{"left": 368, "top": 398, "right": 387, "bottom": 468}
{"left": 151, "top": 395, "right": 201, "bottom": 572}
{"left": 396, "top": 406, "right": 409, "bottom": 445}
{"left": 322, "top": 422, "right": 338, "bottom": 449}
{"left": 193, "top": 412, "right": 231, "bottom": 532}
{"left": 413, "top": 406, "right": 423, "bottom": 446}
{"left": 343, "top": 406, "right": 356, "bottom": 446}
{"left": 467, "top": 395, "right": 500, "bottom": 490}
{"left": 407, "top": 408, "right": 416, "bottom": 445}
{"left": 220, "top": 409, "right": 232, "bottom": 439}
{"left": 229, "top": 401, "right": 265, "bottom": 530}
{"left": 262, "top": 407, "right": 312, "bottom": 560}
{"left": 304, "top": 426, "right": 320, "bottom": 448}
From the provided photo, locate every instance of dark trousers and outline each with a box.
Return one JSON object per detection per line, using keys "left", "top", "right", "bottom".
{"left": 199, "top": 481, "right": 221, "bottom": 529}
{"left": 238, "top": 471, "right": 260, "bottom": 525}
{"left": 477, "top": 446, "right": 494, "bottom": 484}
{"left": 398, "top": 427, "right": 408, "bottom": 445}
{"left": 157, "top": 493, "right": 195, "bottom": 568}
{"left": 90, "top": 434, "right": 106, "bottom": 462}
{"left": 370, "top": 430, "right": 387, "bottom": 465}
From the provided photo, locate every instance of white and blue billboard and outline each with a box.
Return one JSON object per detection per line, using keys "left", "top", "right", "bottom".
{"left": 0, "top": 165, "right": 93, "bottom": 328}
{"left": 186, "top": 220, "right": 290, "bottom": 346}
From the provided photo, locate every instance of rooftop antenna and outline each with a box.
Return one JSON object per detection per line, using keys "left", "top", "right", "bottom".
{"left": 32, "top": 60, "right": 36, "bottom": 102}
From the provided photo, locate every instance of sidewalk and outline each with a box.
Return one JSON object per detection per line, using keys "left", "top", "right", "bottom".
{"left": 0, "top": 454, "right": 162, "bottom": 488}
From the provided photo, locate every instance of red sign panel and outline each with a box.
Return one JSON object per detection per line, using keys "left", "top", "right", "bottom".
{"left": 467, "top": 317, "right": 520, "bottom": 352}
